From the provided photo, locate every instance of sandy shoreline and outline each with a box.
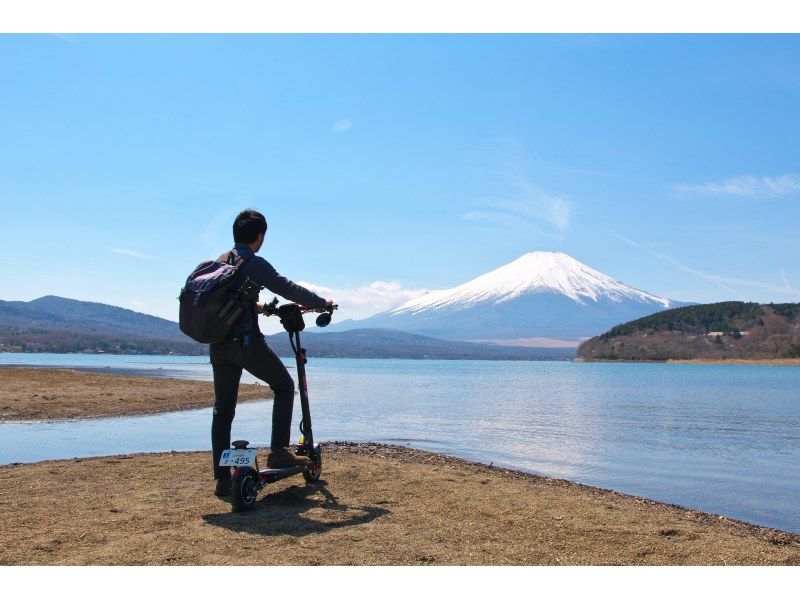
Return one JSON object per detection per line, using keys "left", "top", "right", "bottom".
{"left": 0, "top": 443, "right": 798, "bottom": 565}
{"left": 0, "top": 367, "right": 270, "bottom": 421}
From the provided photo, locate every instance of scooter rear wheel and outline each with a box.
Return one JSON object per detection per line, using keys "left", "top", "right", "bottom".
{"left": 230, "top": 467, "right": 259, "bottom": 512}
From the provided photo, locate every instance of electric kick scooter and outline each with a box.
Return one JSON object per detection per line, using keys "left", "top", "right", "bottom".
{"left": 220, "top": 298, "right": 337, "bottom": 512}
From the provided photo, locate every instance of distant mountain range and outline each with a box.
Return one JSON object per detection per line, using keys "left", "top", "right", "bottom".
{"left": 577, "top": 301, "right": 800, "bottom": 361}
{"left": 0, "top": 296, "right": 204, "bottom": 355}
{"left": 268, "top": 328, "right": 573, "bottom": 361}
{"left": 333, "top": 251, "right": 686, "bottom": 344}
{"left": 0, "top": 295, "right": 573, "bottom": 360}
{"left": 1, "top": 251, "right": 689, "bottom": 359}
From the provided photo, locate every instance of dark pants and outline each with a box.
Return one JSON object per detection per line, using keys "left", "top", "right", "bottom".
{"left": 209, "top": 335, "right": 295, "bottom": 480}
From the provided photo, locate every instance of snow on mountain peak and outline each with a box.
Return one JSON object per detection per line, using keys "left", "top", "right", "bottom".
{"left": 390, "top": 251, "right": 672, "bottom": 315}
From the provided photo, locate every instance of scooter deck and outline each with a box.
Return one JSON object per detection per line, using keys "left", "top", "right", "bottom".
{"left": 257, "top": 463, "right": 309, "bottom": 483}
{"left": 258, "top": 464, "right": 308, "bottom": 475}
{"left": 256, "top": 443, "right": 319, "bottom": 475}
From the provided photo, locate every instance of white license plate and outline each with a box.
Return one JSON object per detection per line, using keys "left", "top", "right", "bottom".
{"left": 219, "top": 448, "right": 257, "bottom": 467}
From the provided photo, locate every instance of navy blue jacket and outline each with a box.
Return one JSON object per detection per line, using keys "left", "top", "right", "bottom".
{"left": 221, "top": 243, "right": 326, "bottom": 336}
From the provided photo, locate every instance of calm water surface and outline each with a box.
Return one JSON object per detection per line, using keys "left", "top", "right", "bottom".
{"left": 1, "top": 353, "right": 799, "bottom": 533}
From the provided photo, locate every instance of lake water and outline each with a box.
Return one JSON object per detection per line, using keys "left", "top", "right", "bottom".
{"left": 1, "top": 353, "right": 799, "bottom": 533}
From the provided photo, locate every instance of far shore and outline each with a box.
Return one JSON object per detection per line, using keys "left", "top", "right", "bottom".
{"left": 0, "top": 366, "right": 270, "bottom": 422}
{"left": 574, "top": 357, "right": 800, "bottom": 366}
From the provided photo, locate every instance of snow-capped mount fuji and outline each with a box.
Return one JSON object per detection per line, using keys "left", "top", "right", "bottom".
{"left": 333, "top": 252, "right": 685, "bottom": 345}
{"left": 391, "top": 252, "right": 671, "bottom": 315}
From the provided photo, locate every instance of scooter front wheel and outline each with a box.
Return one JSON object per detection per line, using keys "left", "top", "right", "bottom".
{"left": 230, "top": 467, "right": 259, "bottom": 512}
{"left": 302, "top": 453, "right": 322, "bottom": 483}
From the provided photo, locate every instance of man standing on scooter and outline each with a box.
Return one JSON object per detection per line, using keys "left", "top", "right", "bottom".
{"left": 210, "top": 209, "right": 334, "bottom": 497}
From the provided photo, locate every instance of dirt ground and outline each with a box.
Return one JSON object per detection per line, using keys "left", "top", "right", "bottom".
{"left": 0, "top": 367, "right": 270, "bottom": 421}
{"left": 1, "top": 443, "right": 798, "bottom": 566}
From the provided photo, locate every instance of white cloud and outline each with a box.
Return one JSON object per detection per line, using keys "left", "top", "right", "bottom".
{"left": 331, "top": 118, "right": 352, "bottom": 133}
{"left": 671, "top": 174, "right": 800, "bottom": 198}
{"left": 130, "top": 300, "right": 145, "bottom": 310}
{"left": 110, "top": 248, "right": 158, "bottom": 260}
{"left": 258, "top": 279, "right": 427, "bottom": 334}
{"left": 292, "top": 280, "right": 428, "bottom": 321}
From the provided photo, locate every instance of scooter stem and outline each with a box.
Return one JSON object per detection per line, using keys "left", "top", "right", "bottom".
{"left": 293, "top": 329, "right": 314, "bottom": 448}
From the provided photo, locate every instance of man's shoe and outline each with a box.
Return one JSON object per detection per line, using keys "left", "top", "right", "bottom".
{"left": 267, "top": 449, "right": 309, "bottom": 469}
{"left": 214, "top": 478, "right": 231, "bottom": 497}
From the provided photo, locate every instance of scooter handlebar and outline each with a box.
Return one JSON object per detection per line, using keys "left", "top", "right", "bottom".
{"left": 301, "top": 304, "right": 338, "bottom": 313}
{"left": 260, "top": 299, "right": 337, "bottom": 317}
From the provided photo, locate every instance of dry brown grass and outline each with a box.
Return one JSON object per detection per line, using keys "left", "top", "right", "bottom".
{"left": 0, "top": 367, "right": 270, "bottom": 421}
{"left": 1, "top": 444, "right": 798, "bottom": 565}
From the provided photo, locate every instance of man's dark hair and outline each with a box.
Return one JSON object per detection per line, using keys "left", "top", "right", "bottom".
{"left": 233, "top": 209, "right": 268, "bottom": 244}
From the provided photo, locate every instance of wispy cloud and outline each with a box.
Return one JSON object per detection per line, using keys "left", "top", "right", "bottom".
{"left": 614, "top": 234, "right": 742, "bottom": 297}
{"left": 614, "top": 233, "right": 800, "bottom": 299}
{"left": 499, "top": 190, "right": 572, "bottom": 231}
{"left": 548, "top": 163, "right": 628, "bottom": 179}
{"left": 671, "top": 174, "right": 800, "bottom": 198}
{"left": 202, "top": 207, "right": 241, "bottom": 247}
{"left": 331, "top": 119, "right": 352, "bottom": 133}
{"left": 463, "top": 142, "right": 573, "bottom": 238}
{"left": 780, "top": 268, "right": 798, "bottom": 295}
{"left": 462, "top": 210, "right": 528, "bottom": 231}
{"left": 52, "top": 33, "right": 78, "bottom": 43}
{"left": 294, "top": 280, "right": 427, "bottom": 322}
{"left": 111, "top": 248, "right": 158, "bottom": 261}
{"left": 462, "top": 190, "right": 571, "bottom": 240}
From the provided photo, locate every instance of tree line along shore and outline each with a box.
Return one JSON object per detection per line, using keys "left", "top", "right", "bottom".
{"left": 578, "top": 301, "right": 800, "bottom": 362}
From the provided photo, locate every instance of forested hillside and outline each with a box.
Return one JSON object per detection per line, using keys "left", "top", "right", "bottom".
{"left": 0, "top": 296, "right": 205, "bottom": 355}
{"left": 577, "top": 302, "right": 800, "bottom": 361}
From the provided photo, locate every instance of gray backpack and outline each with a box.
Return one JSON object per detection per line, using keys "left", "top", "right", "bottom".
{"left": 178, "top": 250, "right": 260, "bottom": 343}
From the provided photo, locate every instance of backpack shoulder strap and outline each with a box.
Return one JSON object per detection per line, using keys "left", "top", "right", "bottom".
{"left": 218, "top": 248, "right": 255, "bottom": 269}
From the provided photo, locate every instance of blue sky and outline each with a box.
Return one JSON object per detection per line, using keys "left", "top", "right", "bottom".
{"left": 1, "top": 34, "right": 799, "bottom": 327}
